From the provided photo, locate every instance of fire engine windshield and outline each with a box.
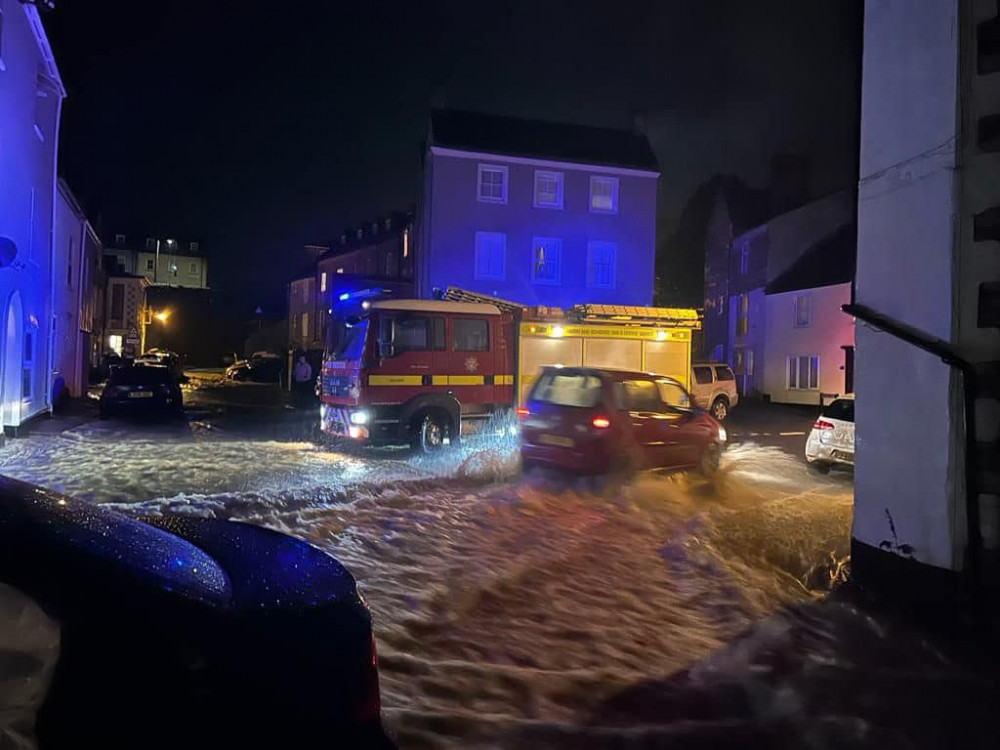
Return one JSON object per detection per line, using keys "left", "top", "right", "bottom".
{"left": 327, "top": 317, "right": 369, "bottom": 362}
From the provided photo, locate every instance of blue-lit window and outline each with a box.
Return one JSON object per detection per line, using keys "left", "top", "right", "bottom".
{"left": 589, "top": 175, "right": 619, "bottom": 213}
{"left": 531, "top": 237, "right": 562, "bottom": 285}
{"left": 587, "top": 241, "right": 616, "bottom": 288}
{"left": 477, "top": 164, "right": 508, "bottom": 203}
{"left": 474, "top": 232, "right": 506, "bottom": 281}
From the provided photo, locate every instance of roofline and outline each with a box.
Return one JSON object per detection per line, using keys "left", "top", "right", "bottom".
{"left": 764, "top": 279, "right": 853, "bottom": 296}
{"left": 23, "top": 5, "right": 66, "bottom": 97}
{"left": 428, "top": 146, "right": 660, "bottom": 178}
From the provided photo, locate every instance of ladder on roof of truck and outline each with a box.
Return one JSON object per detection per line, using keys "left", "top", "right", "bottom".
{"left": 570, "top": 303, "right": 703, "bottom": 329}
{"left": 441, "top": 286, "right": 525, "bottom": 313}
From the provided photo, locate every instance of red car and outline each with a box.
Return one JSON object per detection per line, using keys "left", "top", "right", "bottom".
{"left": 519, "top": 366, "right": 726, "bottom": 476}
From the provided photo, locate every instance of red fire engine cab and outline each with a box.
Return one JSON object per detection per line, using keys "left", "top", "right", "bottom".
{"left": 320, "top": 287, "right": 700, "bottom": 450}
{"left": 320, "top": 292, "right": 516, "bottom": 450}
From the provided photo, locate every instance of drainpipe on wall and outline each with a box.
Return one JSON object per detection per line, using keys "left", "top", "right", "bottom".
{"left": 46, "top": 88, "right": 64, "bottom": 415}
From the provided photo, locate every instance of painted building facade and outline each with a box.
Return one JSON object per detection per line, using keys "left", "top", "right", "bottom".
{"left": 53, "top": 179, "right": 103, "bottom": 398}
{"left": 106, "top": 235, "right": 208, "bottom": 289}
{"left": 288, "top": 274, "right": 322, "bottom": 352}
{"left": 418, "top": 110, "right": 659, "bottom": 308}
{"left": 852, "top": 0, "right": 1000, "bottom": 593}
{"left": 0, "top": 3, "right": 65, "bottom": 429}
{"left": 104, "top": 275, "right": 147, "bottom": 358}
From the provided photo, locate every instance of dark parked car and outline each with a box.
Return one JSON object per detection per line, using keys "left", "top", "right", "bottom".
{"left": 224, "top": 353, "right": 284, "bottom": 383}
{"left": 0, "top": 475, "right": 391, "bottom": 747}
{"left": 137, "top": 349, "right": 187, "bottom": 383}
{"left": 519, "top": 366, "right": 727, "bottom": 476}
{"left": 100, "top": 364, "right": 183, "bottom": 419}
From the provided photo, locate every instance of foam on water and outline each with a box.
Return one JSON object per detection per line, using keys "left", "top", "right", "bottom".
{"left": 0, "top": 427, "right": 852, "bottom": 748}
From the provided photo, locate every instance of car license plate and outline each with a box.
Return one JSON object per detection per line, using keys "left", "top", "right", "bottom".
{"left": 833, "top": 450, "right": 853, "bottom": 462}
{"left": 128, "top": 391, "right": 153, "bottom": 399}
{"left": 539, "top": 434, "right": 573, "bottom": 448}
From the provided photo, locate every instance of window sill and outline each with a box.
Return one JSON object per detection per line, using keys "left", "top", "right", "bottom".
{"left": 473, "top": 276, "right": 505, "bottom": 283}
{"left": 533, "top": 202, "right": 563, "bottom": 210}
{"left": 589, "top": 207, "right": 619, "bottom": 215}
{"left": 477, "top": 196, "right": 508, "bottom": 205}
{"left": 531, "top": 279, "right": 562, "bottom": 286}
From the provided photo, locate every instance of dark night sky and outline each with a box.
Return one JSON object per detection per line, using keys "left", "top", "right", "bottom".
{"left": 45, "top": 1, "right": 861, "bottom": 313}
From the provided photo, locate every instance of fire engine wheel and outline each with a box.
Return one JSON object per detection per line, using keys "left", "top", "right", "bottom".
{"left": 413, "top": 412, "right": 449, "bottom": 453}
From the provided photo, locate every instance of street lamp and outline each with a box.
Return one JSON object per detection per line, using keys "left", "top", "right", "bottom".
{"left": 154, "top": 238, "right": 175, "bottom": 284}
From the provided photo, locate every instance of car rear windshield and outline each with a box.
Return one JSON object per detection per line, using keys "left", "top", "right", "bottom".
{"left": 822, "top": 398, "right": 855, "bottom": 423}
{"left": 530, "top": 371, "right": 603, "bottom": 408}
{"left": 110, "top": 366, "right": 171, "bottom": 385}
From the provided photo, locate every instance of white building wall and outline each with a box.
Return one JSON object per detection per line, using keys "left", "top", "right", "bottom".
{"left": 53, "top": 186, "right": 83, "bottom": 397}
{"left": 854, "top": 0, "right": 962, "bottom": 571}
{"left": 763, "top": 283, "right": 853, "bottom": 405}
{"left": 0, "top": 5, "right": 64, "bottom": 427}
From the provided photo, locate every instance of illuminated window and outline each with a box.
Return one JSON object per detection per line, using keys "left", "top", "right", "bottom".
{"left": 474, "top": 232, "right": 506, "bottom": 281}
{"left": 320, "top": 271, "right": 327, "bottom": 293}
{"left": 336, "top": 267, "right": 344, "bottom": 274}
{"left": 794, "top": 294, "right": 812, "bottom": 327}
{"left": 109, "top": 334, "right": 123, "bottom": 355}
{"left": 589, "top": 175, "right": 619, "bottom": 213}
{"left": 736, "top": 293, "right": 749, "bottom": 337}
{"left": 787, "top": 355, "right": 820, "bottom": 390}
{"left": 402, "top": 229, "right": 409, "bottom": 258}
{"left": 587, "top": 241, "right": 616, "bottom": 289}
{"left": 531, "top": 237, "right": 562, "bottom": 285}
{"left": 477, "top": 164, "right": 508, "bottom": 203}
{"left": 533, "top": 170, "right": 564, "bottom": 209}
{"left": 739, "top": 241, "right": 750, "bottom": 275}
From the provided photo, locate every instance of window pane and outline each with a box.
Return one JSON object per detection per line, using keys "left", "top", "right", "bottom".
{"left": 622, "top": 380, "right": 662, "bottom": 411}
{"left": 453, "top": 318, "right": 489, "bottom": 351}
{"left": 532, "top": 238, "right": 561, "bottom": 284}
{"left": 693, "top": 366, "right": 713, "bottom": 385}
{"left": 474, "top": 232, "right": 505, "bottom": 280}
{"left": 809, "top": 356, "right": 819, "bottom": 389}
{"left": 591, "top": 177, "right": 617, "bottom": 211}
{"left": 822, "top": 399, "right": 855, "bottom": 422}
{"left": 394, "top": 317, "right": 429, "bottom": 351}
{"left": 587, "top": 242, "right": 616, "bottom": 288}
{"left": 656, "top": 381, "right": 691, "bottom": 409}
{"left": 788, "top": 357, "right": 797, "bottom": 389}
{"left": 531, "top": 372, "right": 603, "bottom": 408}
{"left": 715, "top": 366, "right": 734, "bottom": 381}
{"left": 432, "top": 318, "right": 446, "bottom": 350}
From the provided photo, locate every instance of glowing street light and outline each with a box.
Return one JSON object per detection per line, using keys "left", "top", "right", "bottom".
{"left": 155, "top": 311, "right": 169, "bottom": 323}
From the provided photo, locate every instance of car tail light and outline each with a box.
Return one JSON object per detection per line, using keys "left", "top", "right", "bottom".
{"left": 354, "top": 632, "right": 382, "bottom": 723}
{"left": 813, "top": 420, "right": 835, "bottom": 430}
{"left": 592, "top": 415, "right": 611, "bottom": 429}
{"left": 516, "top": 407, "right": 530, "bottom": 419}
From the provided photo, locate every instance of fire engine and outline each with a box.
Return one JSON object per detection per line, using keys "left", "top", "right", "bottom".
{"left": 319, "top": 287, "right": 701, "bottom": 450}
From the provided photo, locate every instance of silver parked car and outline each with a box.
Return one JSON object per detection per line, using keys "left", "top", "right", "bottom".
{"left": 688, "top": 362, "right": 739, "bottom": 421}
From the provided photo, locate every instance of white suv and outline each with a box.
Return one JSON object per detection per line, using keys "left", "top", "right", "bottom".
{"left": 689, "top": 362, "right": 739, "bottom": 421}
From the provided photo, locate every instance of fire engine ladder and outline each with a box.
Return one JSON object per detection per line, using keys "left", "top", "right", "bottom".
{"left": 441, "top": 286, "right": 526, "bottom": 314}
{"left": 570, "top": 303, "right": 703, "bottom": 329}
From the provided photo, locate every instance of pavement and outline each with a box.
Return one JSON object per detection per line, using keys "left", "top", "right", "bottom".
{"left": 725, "top": 399, "right": 824, "bottom": 460}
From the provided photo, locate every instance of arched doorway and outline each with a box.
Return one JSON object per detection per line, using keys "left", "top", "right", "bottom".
{"left": 2, "top": 291, "right": 24, "bottom": 429}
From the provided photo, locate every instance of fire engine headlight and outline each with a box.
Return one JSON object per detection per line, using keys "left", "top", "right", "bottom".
{"left": 718, "top": 424, "right": 727, "bottom": 442}
{"left": 350, "top": 410, "right": 370, "bottom": 425}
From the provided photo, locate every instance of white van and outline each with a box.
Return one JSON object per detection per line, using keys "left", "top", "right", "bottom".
{"left": 689, "top": 362, "right": 739, "bottom": 421}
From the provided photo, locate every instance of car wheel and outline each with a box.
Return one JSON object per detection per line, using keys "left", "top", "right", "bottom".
{"left": 710, "top": 397, "right": 729, "bottom": 422}
{"left": 412, "top": 412, "right": 449, "bottom": 453}
{"left": 809, "top": 461, "right": 831, "bottom": 475}
{"left": 699, "top": 443, "right": 722, "bottom": 476}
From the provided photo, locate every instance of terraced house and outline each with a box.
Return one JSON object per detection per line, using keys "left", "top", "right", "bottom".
{"left": 418, "top": 109, "right": 659, "bottom": 308}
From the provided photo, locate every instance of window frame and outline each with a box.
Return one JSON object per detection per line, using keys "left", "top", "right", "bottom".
{"left": 533, "top": 170, "right": 564, "bottom": 209}
{"left": 692, "top": 366, "right": 714, "bottom": 386}
{"left": 473, "top": 231, "right": 506, "bottom": 281}
{"left": 145, "top": 258, "right": 155, "bottom": 271}
{"left": 589, "top": 175, "right": 620, "bottom": 214}
{"left": 793, "top": 293, "right": 812, "bottom": 328}
{"left": 477, "top": 164, "right": 509, "bottom": 204}
{"left": 319, "top": 271, "right": 327, "bottom": 293}
{"left": 385, "top": 315, "right": 446, "bottom": 354}
{"left": 787, "top": 355, "right": 820, "bottom": 391}
{"left": 586, "top": 241, "right": 617, "bottom": 289}
{"left": 531, "top": 236, "right": 563, "bottom": 286}
{"left": 452, "top": 318, "right": 490, "bottom": 352}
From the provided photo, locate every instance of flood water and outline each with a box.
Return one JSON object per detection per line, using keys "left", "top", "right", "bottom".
{"left": 0, "top": 423, "right": 853, "bottom": 747}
